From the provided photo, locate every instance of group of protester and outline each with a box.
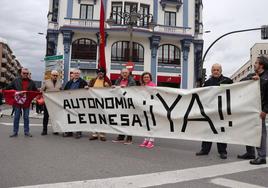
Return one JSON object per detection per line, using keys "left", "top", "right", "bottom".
{"left": 3, "top": 55, "right": 268, "bottom": 165}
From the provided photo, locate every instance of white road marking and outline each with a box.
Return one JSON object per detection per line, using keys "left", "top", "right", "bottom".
{"left": 14, "top": 158, "right": 268, "bottom": 188}
{"left": 211, "top": 178, "right": 266, "bottom": 188}
{"left": 0, "top": 122, "right": 51, "bottom": 127}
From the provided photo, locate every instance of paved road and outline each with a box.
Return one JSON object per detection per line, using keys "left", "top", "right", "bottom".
{"left": 0, "top": 114, "right": 267, "bottom": 188}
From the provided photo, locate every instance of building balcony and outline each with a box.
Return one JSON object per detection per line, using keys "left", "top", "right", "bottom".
{"left": 6, "top": 53, "right": 12, "bottom": 61}
{"left": 160, "top": 0, "right": 183, "bottom": 11}
{"left": 2, "top": 48, "right": 8, "bottom": 55}
{"left": 0, "top": 67, "right": 7, "bottom": 73}
{"left": 154, "top": 25, "right": 190, "bottom": 35}
{"left": 70, "top": 59, "right": 97, "bottom": 70}
{"left": 48, "top": 21, "right": 59, "bottom": 30}
{"left": 158, "top": 63, "right": 181, "bottom": 73}
{"left": 111, "top": 61, "right": 144, "bottom": 72}
{"left": 1, "top": 58, "right": 7, "bottom": 64}
{"left": 63, "top": 18, "right": 100, "bottom": 29}
{"left": 0, "top": 77, "right": 7, "bottom": 83}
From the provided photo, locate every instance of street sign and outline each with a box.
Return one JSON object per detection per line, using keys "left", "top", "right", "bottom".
{"left": 126, "top": 61, "right": 134, "bottom": 72}
{"left": 44, "top": 55, "right": 64, "bottom": 80}
{"left": 44, "top": 55, "right": 64, "bottom": 61}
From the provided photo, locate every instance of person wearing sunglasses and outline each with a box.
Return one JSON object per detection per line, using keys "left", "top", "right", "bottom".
{"left": 6, "top": 68, "right": 38, "bottom": 137}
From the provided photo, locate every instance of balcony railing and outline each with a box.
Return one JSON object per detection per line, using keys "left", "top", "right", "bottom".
{"left": 70, "top": 59, "right": 97, "bottom": 70}
{"left": 48, "top": 21, "right": 59, "bottom": 30}
{"left": 154, "top": 25, "right": 190, "bottom": 34}
{"left": 64, "top": 18, "right": 100, "bottom": 28}
{"left": 1, "top": 67, "right": 7, "bottom": 73}
{"left": 1, "top": 58, "right": 7, "bottom": 64}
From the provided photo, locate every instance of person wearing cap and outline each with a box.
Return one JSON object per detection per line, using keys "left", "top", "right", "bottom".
{"left": 40, "top": 70, "right": 62, "bottom": 135}
{"left": 88, "top": 68, "right": 112, "bottom": 141}
{"left": 237, "top": 55, "right": 268, "bottom": 165}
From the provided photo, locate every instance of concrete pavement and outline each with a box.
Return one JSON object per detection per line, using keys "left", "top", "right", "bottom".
{"left": 0, "top": 115, "right": 267, "bottom": 188}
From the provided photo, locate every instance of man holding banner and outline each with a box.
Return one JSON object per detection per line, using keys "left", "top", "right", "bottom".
{"left": 238, "top": 56, "right": 268, "bottom": 165}
{"left": 88, "top": 68, "right": 112, "bottom": 141}
{"left": 63, "top": 69, "right": 88, "bottom": 138}
{"left": 196, "top": 63, "right": 233, "bottom": 159}
{"left": 6, "top": 68, "right": 38, "bottom": 137}
{"left": 112, "top": 69, "right": 136, "bottom": 144}
{"left": 41, "top": 70, "right": 62, "bottom": 135}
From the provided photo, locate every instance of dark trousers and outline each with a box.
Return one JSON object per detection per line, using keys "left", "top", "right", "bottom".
{"left": 117, "top": 134, "right": 132, "bottom": 141}
{"left": 42, "top": 105, "right": 49, "bottom": 132}
{"left": 201, "top": 141, "right": 227, "bottom": 154}
{"left": 245, "top": 119, "right": 266, "bottom": 158}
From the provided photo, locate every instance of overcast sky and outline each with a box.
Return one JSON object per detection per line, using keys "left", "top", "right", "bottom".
{"left": 0, "top": 0, "right": 267, "bottom": 81}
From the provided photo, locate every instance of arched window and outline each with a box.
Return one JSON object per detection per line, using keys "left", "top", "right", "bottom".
{"left": 111, "top": 41, "right": 144, "bottom": 62}
{"left": 158, "top": 44, "right": 181, "bottom": 65}
{"left": 71, "top": 38, "right": 97, "bottom": 60}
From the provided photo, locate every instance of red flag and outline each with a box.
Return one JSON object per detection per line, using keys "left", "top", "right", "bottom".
{"left": 99, "top": 0, "right": 106, "bottom": 70}
{"left": 3, "top": 90, "right": 41, "bottom": 108}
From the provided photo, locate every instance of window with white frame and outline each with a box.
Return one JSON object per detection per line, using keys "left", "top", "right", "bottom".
{"left": 111, "top": 2, "right": 123, "bottom": 24}
{"left": 140, "top": 4, "right": 150, "bottom": 26}
{"left": 80, "top": 4, "right": 93, "bottom": 19}
{"left": 164, "top": 11, "right": 176, "bottom": 26}
{"left": 158, "top": 44, "right": 181, "bottom": 65}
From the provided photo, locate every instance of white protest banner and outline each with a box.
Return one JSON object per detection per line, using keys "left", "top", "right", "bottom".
{"left": 44, "top": 81, "right": 262, "bottom": 147}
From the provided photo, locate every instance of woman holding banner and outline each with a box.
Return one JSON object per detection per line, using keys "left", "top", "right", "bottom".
{"left": 139, "top": 72, "right": 156, "bottom": 149}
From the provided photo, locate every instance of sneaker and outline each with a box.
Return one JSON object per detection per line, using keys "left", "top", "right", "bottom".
{"left": 146, "top": 141, "right": 154, "bottom": 149}
{"left": 63, "top": 132, "right": 73, "bottom": 137}
{"left": 89, "top": 136, "right": 98, "bottom": 140}
{"left": 124, "top": 140, "right": 133, "bottom": 145}
{"left": 112, "top": 138, "right": 125, "bottom": 143}
{"left": 75, "top": 133, "right": 82, "bottom": 139}
{"left": 0, "top": 112, "right": 3, "bottom": 117}
{"left": 100, "top": 137, "right": 107, "bottom": 141}
{"left": 24, "top": 133, "right": 33, "bottom": 137}
{"left": 139, "top": 140, "right": 149, "bottom": 147}
{"left": 9, "top": 133, "right": 18, "bottom": 137}
{"left": 41, "top": 131, "right": 47, "bottom": 136}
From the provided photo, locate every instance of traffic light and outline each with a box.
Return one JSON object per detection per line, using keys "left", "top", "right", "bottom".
{"left": 261, "top": 25, "right": 268, "bottom": 40}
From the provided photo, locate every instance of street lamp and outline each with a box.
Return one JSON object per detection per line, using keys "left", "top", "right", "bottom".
{"left": 107, "top": 10, "right": 155, "bottom": 63}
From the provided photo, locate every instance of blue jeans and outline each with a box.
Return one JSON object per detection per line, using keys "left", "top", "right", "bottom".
{"left": 13, "top": 107, "right": 30, "bottom": 134}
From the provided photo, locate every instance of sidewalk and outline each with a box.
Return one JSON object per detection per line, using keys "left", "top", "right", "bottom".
{"left": 1, "top": 107, "right": 43, "bottom": 119}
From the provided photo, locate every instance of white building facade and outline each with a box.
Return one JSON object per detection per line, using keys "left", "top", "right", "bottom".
{"left": 231, "top": 43, "right": 268, "bottom": 82}
{"left": 46, "top": 0, "right": 203, "bottom": 88}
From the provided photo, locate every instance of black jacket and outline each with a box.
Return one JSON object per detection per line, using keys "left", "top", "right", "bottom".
{"left": 6, "top": 77, "right": 37, "bottom": 91}
{"left": 242, "top": 71, "right": 268, "bottom": 113}
{"left": 64, "top": 78, "right": 88, "bottom": 90}
{"left": 259, "top": 71, "right": 268, "bottom": 113}
{"left": 204, "top": 75, "right": 233, "bottom": 87}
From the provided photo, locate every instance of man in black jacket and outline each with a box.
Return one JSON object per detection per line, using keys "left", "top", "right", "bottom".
{"left": 196, "top": 63, "right": 233, "bottom": 159}
{"left": 237, "top": 56, "right": 268, "bottom": 165}
{"left": 63, "top": 69, "right": 88, "bottom": 138}
{"left": 6, "top": 68, "right": 38, "bottom": 137}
